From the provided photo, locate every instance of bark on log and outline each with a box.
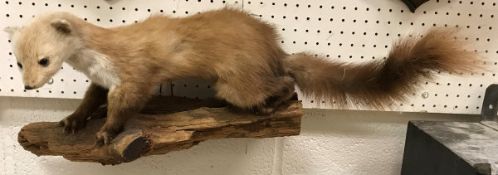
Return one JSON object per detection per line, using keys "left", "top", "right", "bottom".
{"left": 18, "top": 96, "right": 302, "bottom": 165}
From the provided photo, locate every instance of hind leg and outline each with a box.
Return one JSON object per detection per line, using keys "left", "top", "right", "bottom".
{"left": 215, "top": 76, "right": 295, "bottom": 114}
{"left": 267, "top": 86, "right": 295, "bottom": 107}
{"left": 257, "top": 76, "right": 295, "bottom": 113}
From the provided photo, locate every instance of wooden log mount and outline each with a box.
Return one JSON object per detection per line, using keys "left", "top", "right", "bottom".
{"left": 18, "top": 95, "right": 303, "bottom": 165}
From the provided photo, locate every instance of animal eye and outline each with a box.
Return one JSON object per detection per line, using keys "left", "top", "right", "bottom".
{"left": 17, "top": 62, "right": 22, "bottom": 69}
{"left": 39, "top": 57, "right": 49, "bottom": 67}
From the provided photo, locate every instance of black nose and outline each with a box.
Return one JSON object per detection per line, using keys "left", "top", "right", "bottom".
{"left": 24, "top": 85, "right": 34, "bottom": 90}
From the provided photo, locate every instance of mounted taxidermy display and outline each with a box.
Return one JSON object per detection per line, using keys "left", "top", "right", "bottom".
{"left": 4, "top": 8, "right": 482, "bottom": 145}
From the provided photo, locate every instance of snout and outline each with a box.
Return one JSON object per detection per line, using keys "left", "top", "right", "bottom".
{"left": 23, "top": 79, "right": 47, "bottom": 90}
{"left": 22, "top": 64, "right": 61, "bottom": 90}
{"left": 23, "top": 83, "right": 43, "bottom": 90}
{"left": 24, "top": 81, "right": 51, "bottom": 90}
{"left": 24, "top": 85, "right": 35, "bottom": 90}
{"left": 23, "top": 73, "right": 53, "bottom": 90}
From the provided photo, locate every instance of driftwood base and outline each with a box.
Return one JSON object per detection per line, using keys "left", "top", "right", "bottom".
{"left": 18, "top": 96, "right": 302, "bottom": 165}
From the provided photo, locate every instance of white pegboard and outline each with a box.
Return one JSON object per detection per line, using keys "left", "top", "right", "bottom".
{"left": 0, "top": 0, "right": 496, "bottom": 114}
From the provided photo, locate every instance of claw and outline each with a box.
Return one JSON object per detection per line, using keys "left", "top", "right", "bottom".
{"left": 59, "top": 114, "right": 87, "bottom": 134}
{"left": 95, "top": 132, "right": 111, "bottom": 146}
{"left": 61, "top": 119, "right": 70, "bottom": 134}
{"left": 95, "top": 126, "right": 120, "bottom": 146}
{"left": 95, "top": 136, "right": 104, "bottom": 147}
{"left": 105, "top": 137, "right": 110, "bottom": 145}
{"left": 71, "top": 121, "right": 78, "bottom": 134}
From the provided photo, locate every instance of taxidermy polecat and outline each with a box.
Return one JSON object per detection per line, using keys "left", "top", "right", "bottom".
{"left": 4, "top": 8, "right": 481, "bottom": 145}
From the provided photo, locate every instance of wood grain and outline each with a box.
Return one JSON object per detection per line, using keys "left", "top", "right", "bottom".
{"left": 18, "top": 96, "right": 302, "bottom": 165}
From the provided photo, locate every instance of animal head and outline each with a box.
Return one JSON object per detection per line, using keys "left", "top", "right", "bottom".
{"left": 4, "top": 12, "right": 82, "bottom": 90}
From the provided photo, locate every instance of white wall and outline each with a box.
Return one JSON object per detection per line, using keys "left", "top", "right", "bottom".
{"left": 0, "top": 96, "right": 478, "bottom": 175}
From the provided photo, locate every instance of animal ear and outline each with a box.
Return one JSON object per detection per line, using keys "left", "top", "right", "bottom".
{"left": 3, "top": 26, "right": 20, "bottom": 40}
{"left": 50, "top": 19, "right": 72, "bottom": 34}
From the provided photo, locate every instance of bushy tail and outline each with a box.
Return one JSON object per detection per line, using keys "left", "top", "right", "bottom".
{"left": 284, "top": 28, "right": 482, "bottom": 108}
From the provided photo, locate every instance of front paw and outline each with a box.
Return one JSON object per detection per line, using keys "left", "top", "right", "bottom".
{"left": 58, "top": 114, "right": 87, "bottom": 134}
{"left": 95, "top": 126, "right": 122, "bottom": 146}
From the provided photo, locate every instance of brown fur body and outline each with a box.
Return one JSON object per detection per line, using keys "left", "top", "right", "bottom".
{"left": 6, "top": 8, "right": 481, "bottom": 145}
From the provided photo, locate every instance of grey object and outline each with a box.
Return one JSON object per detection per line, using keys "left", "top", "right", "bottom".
{"left": 402, "top": 121, "right": 498, "bottom": 175}
{"left": 481, "top": 84, "right": 498, "bottom": 122}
